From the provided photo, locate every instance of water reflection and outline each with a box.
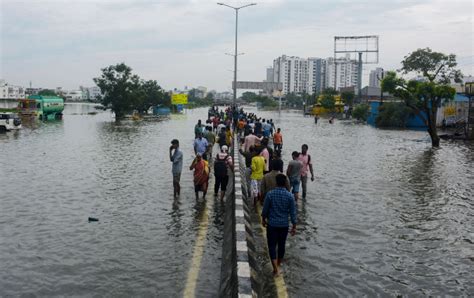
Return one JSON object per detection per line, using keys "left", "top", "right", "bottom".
{"left": 246, "top": 108, "right": 473, "bottom": 296}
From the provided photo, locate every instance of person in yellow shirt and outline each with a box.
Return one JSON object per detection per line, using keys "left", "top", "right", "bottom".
{"left": 225, "top": 126, "right": 233, "bottom": 147}
{"left": 251, "top": 148, "right": 265, "bottom": 205}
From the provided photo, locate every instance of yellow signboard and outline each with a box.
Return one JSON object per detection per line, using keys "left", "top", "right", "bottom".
{"left": 444, "top": 105, "right": 456, "bottom": 116}
{"left": 171, "top": 94, "right": 188, "bottom": 105}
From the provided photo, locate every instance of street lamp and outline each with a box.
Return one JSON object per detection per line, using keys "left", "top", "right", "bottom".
{"left": 217, "top": 2, "right": 256, "bottom": 106}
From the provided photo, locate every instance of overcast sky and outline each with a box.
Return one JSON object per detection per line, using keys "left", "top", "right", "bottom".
{"left": 1, "top": 0, "right": 473, "bottom": 91}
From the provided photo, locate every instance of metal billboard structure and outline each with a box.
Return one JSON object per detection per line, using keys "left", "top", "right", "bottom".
{"left": 334, "top": 35, "right": 379, "bottom": 101}
{"left": 232, "top": 81, "right": 283, "bottom": 92}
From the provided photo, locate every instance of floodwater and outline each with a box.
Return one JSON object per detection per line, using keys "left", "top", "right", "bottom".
{"left": 1, "top": 104, "right": 473, "bottom": 296}
{"left": 251, "top": 108, "right": 474, "bottom": 296}
{"left": 0, "top": 104, "right": 224, "bottom": 296}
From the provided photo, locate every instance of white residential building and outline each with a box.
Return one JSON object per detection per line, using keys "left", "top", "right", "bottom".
{"left": 0, "top": 80, "right": 26, "bottom": 99}
{"left": 325, "top": 56, "right": 360, "bottom": 91}
{"left": 369, "top": 67, "right": 385, "bottom": 88}
{"left": 65, "top": 90, "right": 84, "bottom": 101}
{"left": 88, "top": 86, "right": 101, "bottom": 101}
{"left": 271, "top": 55, "right": 359, "bottom": 95}
{"left": 307, "top": 58, "right": 327, "bottom": 94}
{"left": 273, "top": 55, "right": 310, "bottom": 94}
{"left": 265, "top": 67, "right": 274, "bottom": 82}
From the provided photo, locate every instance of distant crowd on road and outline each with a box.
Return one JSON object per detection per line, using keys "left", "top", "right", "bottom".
{"left": 169, "top": 105, "right": 315, "bottom": 276}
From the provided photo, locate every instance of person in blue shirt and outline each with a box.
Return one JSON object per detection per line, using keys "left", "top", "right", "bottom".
{"left": 261, "top": 174, "right": 297, "bottom": 276}
{"left": 169, "top": 139, "right": 183, "bottom": 197}
{"left": 193, "top": 132, "right": 209, "bottom": 160}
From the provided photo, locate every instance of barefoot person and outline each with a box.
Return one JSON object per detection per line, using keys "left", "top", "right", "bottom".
{"left": 190, "top": 153, "right": 209, "bottom": 200}
{"left": 287, "top": 151, "right": 303, "bottom": 201}
{"left": 298, "top": 144, "right": 315, "bottom": 199}
{"left": 169, "top": 139, "right": 183, "bottom": 197}
{"left": 214, "top": 145, "right": 233, "bottom": 200}
{"left": 261, "top": 174, "right": 297, "bottom": 276}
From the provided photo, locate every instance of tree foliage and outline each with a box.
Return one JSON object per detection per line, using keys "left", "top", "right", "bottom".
{"left": 241, "top": 91, "right": 258, "bottom": 102}
{"left": 341, "top": 91, "right": 355, "bottom": 106}
{"left": 320, "top": 94, "right": 335, "bottom": 110}
{"left": 382, "top": 48, "right": 460, "bottom": 147}
{"left": 375, "top": 102, "right": 413, "bottom": 127}
{"left": 93, "top": 63, "right": 168, "bottom": 119}
{"left": 352, "top": 104, "right": 369, "bottom": 121}
{"left": 284, "top": 92, "right": 303, "bottom": 108}
{"left": 38, "top": 89, "right": 58, "bottom": 96}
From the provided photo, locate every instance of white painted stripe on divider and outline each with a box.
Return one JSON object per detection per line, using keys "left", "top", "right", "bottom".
{"left": 237, "top": 262, "right": 251, "bottom": 277}
{"left": 236, "top": 210, "right": 244, "bottom": 217}
{"left": 238, "top": 294, "right": 252, "bottom": 298}
{"left": 237, "top": 241, "right": 248, "bottom": 252}
{"left": 236, "top": 223, "right": 245, "bottom": 231}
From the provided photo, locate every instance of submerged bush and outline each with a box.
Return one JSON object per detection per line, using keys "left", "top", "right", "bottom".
{"left": 376, "top": 102, "right": 413, "bottom": 127}
{"left": 353, "top": 104, "right": 369, "bottom": 121}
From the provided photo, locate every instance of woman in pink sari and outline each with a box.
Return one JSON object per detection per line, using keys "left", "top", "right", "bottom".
{"left": 190, "top": 153, "right": 209, "bottom": 200}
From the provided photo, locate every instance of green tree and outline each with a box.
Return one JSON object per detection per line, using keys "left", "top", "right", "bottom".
{"left": 241, "top": 91, "right": 257, "bottom": 102}
{"left": 93, "top": 63, "right": 142, "bottom": 120}
{"left": 320, "top": 93, "right": 336, "bottom": 111}
{"left": 187, "top": 88, "right": 198, "bottom": 102}
{"left": 352, "top": 104, "right": 369, "bottom": 121}
{"left": 255, "top": 95, "right": 277, "bottom": 108}
{"left": 382, "top": 48, "right": 461, "bottom": 147}
{"left": 322, "top": 88, "right": 337, "bottom": 96}
{"left": 135, "top": 80, "right": 168, "bottom": 114}
{"left": 375, "top": 102, "right": 413, "bottom": 127}
{"left": 341, "top": 91, "right": 355, "bottom": 106}
{"left": 38, "top": 89, "right": 58, "bottom": 96}
{"left": 205, "top": 92, "right": 214, "bottom": 101}
{"left": 285, "top": 92, "right": 303, "bottom": 108}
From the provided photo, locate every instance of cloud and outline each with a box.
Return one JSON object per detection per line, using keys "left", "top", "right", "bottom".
{"left": 1, "top": 0, "right": 472, "bottom": 90}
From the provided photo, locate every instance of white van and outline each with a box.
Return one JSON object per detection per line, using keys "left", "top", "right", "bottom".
{"left": 0, "top": 112, "right": 22, "bottom": 131}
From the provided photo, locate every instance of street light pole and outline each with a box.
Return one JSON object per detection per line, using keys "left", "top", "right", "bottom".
{"left": 234, "top": 9, "right": 238, "bottom": 107}
{"left": 218, "top": 2, "right": 256, "bottom": 107}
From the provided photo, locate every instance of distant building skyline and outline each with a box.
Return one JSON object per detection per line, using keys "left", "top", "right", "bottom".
{"left": 369, "top": 68, "right": 385, "bottom": 88}
{"left": 270, "top": 55, "right": 360, "bottom": 95}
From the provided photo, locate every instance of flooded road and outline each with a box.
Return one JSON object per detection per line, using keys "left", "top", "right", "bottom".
{"left": 0, "top": 104, "right": 223, "bottom": 296}
{"left": 1, "top": 104, "right": 473, "bottom": 296}
{"left": 252, "top": 108, "right": 474, "bottom": 296}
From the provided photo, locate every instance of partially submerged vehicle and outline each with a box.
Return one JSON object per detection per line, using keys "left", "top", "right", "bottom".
{"left": 0, "top": 112, "right": 22, "bottom": 132}
{"left": 18, "top": 95, "right": 64, "bottom": 120}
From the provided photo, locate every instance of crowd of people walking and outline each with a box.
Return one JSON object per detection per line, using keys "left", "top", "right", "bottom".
{"left": 169, "top": 105, "right": 315, "bottom": 276}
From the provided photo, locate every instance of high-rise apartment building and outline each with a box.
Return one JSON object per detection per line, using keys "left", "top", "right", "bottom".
{"left": 325, "top": 56, "right": 359, "bottom": 91}
{"left": 307, "top": 58, "right": 327, "bottom": 94}
{"left": 272, "top": 55, "right": 309, "bottom": 94}
{"left": 369, "top": 67, "right": 385, "bottom": 88}
{"left": 265, "top": 67, "right": 274, "bottom": 83}
{"left": 271, "top": 55, "right": 359, "bottom": 95}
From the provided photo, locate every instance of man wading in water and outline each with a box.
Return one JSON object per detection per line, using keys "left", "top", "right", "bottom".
{"left": 261, "top": 174, "right": 297, "bottom": 276}
{"left": 169, "top": 139, "right": 183, "bottom": 197}
{"left": 298, "top": 144, "right": 315, "bottom": 199}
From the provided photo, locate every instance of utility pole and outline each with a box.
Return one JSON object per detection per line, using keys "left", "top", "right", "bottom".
{"left": 358, "top": 52, "right": 363, "bottom": 103}
{"left": 377, "top": 68, "right": 384, "bottom": 104}
{"left": 218, "top": 2, "right": 257, "bottom": 107}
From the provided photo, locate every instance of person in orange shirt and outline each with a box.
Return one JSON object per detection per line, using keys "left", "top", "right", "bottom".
{"left": 237, "top": 118, "right": 245, "bottom": 138}
{"left": 273, "top": 128, "right": 283, "bottom": 154}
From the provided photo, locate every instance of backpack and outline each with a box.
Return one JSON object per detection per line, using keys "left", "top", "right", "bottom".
{"left": 214, "top": 154, "right": 229, "bottom": 177}
{"left": 218, "top": 132, "right": 227, "bottom": 146}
